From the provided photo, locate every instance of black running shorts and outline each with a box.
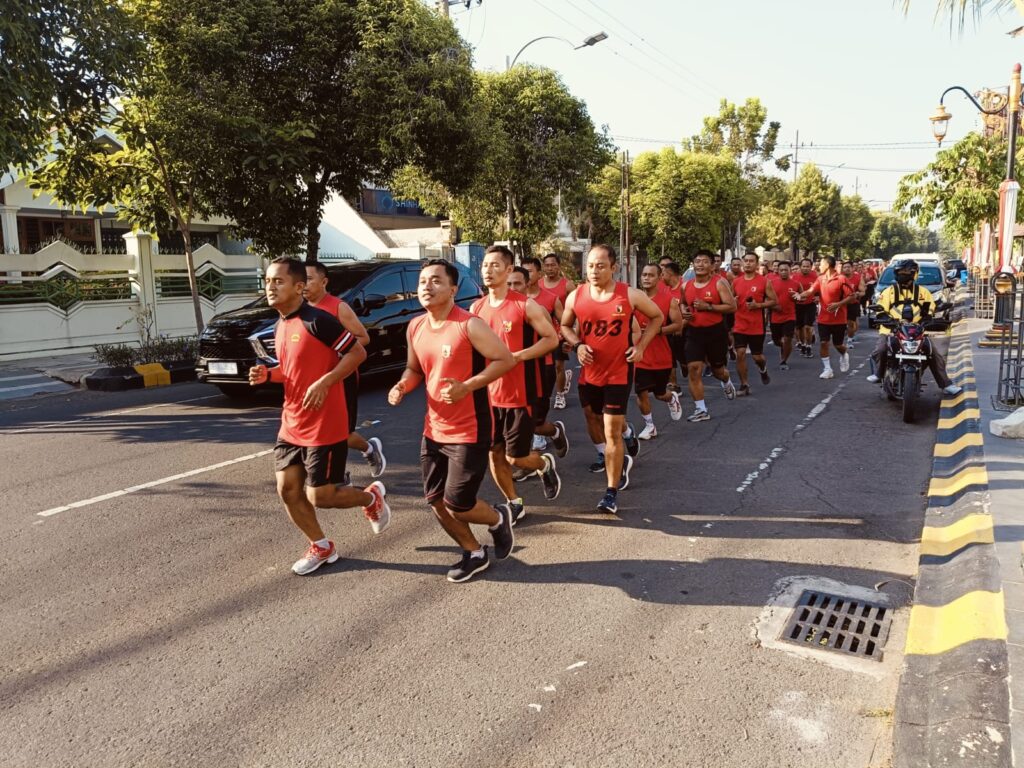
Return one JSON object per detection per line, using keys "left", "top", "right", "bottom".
{"left": 671, "top": 331, "right": 688, "bottom": 368}
{"left": 491, "top": 406, "right": 534, "bottom": 459}
{"left": 420, "top": 437, "right": 488, "bottom": 513}
{"left": 733, "top": 332, "right": 765, "bottom": 356}
{"left": 847, "top": 302, "right": 861, "bottom": 321}
{"left": 770, "top": 320, "right": 796, "bottom": 346}
{"left": 795, "top": 303, "right": 817, "bottom": 328}
{"left": 579, "top": 380, "right": 631, "bottom": 415}
{"left": 684, "top": 323, "right": 729, "bottom": 369}
{"left": 634, "top": 367, "right": 670, "bottom": 396}
{"left": 274, "top": 439, "right": 349, "bottom": 488}
{"left": 817, "top": 322, "right": 847, "bottom": 347}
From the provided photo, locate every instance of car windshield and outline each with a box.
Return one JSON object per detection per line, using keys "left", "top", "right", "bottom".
{"left": 242, "top": 262, "right": 387, "bottom": 309}
{"left": 879, "top": 264, "right": 943, "bottom": 286}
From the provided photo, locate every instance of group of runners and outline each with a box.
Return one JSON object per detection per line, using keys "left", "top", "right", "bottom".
{"left": 252, "top": 245, "right": 891, "bottom": 583}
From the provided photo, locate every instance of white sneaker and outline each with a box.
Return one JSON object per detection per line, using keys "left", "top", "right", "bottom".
{"left": 668, "top": 391, "right": 683, "bottom": 421}
{"left": 638, "top": 422, "right": 657, "bottom": 440}
{"left": 943, "top": 384, "right": 963, "bottom": 396}
{"left": 292, "top": 541, "right": 339, "bottom": 575}
{"left": 562, "top": 368, "right": 573, "bottom": 393}
{"left": 723, "top": 381, "right": 736, "bottom": 400}
{"left": 866, "top": 374, "right": 880, "bottom": 383}
{"left": 553, "top": 392, "right": 566, "bottom": 410}
{"left": 363, "top": 481, "right": 391, "bottom": 534}
{"left": 819, "top": 368, "right": 834, "bottom": 379}
{"left": 839, "top": 352, "right": 850, "bottom": 373}
{"left": 532, "top": 434, "right": 546, "bottom": 451}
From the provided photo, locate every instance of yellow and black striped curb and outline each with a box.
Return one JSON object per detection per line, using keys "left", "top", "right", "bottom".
{"left": 83, "top": 362, "right": 195, "bottom": 392}
{"left": 893, "top": 323, "right": 1011, "bottom": 767}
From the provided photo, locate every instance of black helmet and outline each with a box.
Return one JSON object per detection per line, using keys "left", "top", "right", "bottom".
{"left": 892, "top": 258, "right": 918, "bottom": 286}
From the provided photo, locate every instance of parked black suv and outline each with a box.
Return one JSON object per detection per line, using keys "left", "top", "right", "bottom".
{"left": 196, "top": 259, "right": 483, "bottom": 397}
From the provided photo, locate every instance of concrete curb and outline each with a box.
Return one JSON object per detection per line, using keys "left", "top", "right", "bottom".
{"left": 892, "top": 322, "right": 1012, "bottom": 767}
{"left": 82, "top": 361, "right": 196, "bottom": 392}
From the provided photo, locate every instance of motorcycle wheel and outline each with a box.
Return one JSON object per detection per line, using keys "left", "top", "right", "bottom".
{"left": 883, "top": 373, "right": 898, "bottom": 401}
{"left": 902, "top": 369, "right": 920, "bottom": 424}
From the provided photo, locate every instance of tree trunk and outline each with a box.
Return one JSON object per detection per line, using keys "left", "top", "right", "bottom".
{"left": 180, "top": 226, "right": 204, "bottom": 335}
{"left": 305, "top": 202, "right": 322, "bottom": 263}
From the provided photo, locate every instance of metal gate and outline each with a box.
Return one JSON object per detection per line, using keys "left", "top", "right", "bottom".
{"left": 990, "top": 272, "right": 1024, "bottom": 411}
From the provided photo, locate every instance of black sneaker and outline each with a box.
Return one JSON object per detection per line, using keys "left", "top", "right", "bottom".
{"left": 540, "top": 453, "right": 561, "bottom": 500}
{"left": 551, "top": 421, "right": 569, "bottom": 458}
{"left": 624, "top": 425, "right": 640, "bottom": 458}
{"left": 446, "top": 549, "right": 490, "bottom": 583}
{"left": 588, "top": 457, "right": 606, "bottom": 473}
{"left": 618, "top": 454, "right": 634, "bottom": 491}
{"left": 489, "top": 508, "right": 515, "bottom": 560}
{"left": 597, "top": 490, "right": 618, "bottom": 514}
{"left": 509, "top": 499, "right": 525, "bottom": 525}
{"left": 363, "top": 437, "right": 386, "bottom": 478}
{"left": 737, "top": 384, "right": 751, "bottom": 397}
{"left": 779, "top": 362, "right": 790, "bottom": 371}
{"left": 759, "top": 366, "right": 771, "bottom": 385}
{"left": 512, "top": 467, "right": 535, "bottom": 482}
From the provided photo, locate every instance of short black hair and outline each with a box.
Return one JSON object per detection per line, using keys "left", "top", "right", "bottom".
{"left": 642, "top": 262, "right": 661, "bottom": 272}
{"left": 799, "top": 257, "right": 813, "bottom": 266}
{"left": 820, "top": 254, "right": 837, "bottom": 269}
{"left": 661, "top": 261, "right": 681, "bottom": 276}
{"left": 731, "top": 256, "right": 742, "bottom": 264}
{"left": 522, "top": 256, "right": 542, "bottom": 271}
{"left": 511, "top": 265, "right": 529, "bottom": 281}
{"left": 542, "top": 252, "right": 560, "bottom": 263}
{"left": 776, "top": 260, "right": 791, "bottom": 267}
{"left": 485, "top": 244, "right": 514, "bottom": 265}
{"left": 694, "top": 249, "right": 717, "bottom": 261}
{"left": 270, "top": 256, "right": 307, "bottom": 282}
{"left": 307, "top": 261, "right": 328, "bottom": 277}
{"left": 422, "top": 257, "right": 459, "bottom": 287}
{"left": 744, "top": 252, "right": 759, "bottom": 259}
{"left": 589, "top": 243, "right": 618, "bottom": 264}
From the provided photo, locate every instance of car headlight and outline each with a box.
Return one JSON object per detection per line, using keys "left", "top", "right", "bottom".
{"left": 901, "top": 339, "right": 921, "bottom": 354}
{"left": 249, "top": 330, "right": 277, "bottom": 361}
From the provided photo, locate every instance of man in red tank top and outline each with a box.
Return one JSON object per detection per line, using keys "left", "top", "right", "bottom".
{"left": 767, "top": 260, "right": 799, "bottom": 369}
{"left": 731, "top": 252, "right": 778, "bottom": 396}
{"left": 658, "top": 258, "right": 687, "bottom": 392}
{"left": 841, "top": 260, "right": 865, "bottom": 347}
{"left": 388, "top": 259, "right": 516, "bottom": 583}
{"left": 248, "top": 258, "right": 389, "bottom": 576}
{"left": 305, "top": 262, "right": 386, "bottom": 480}
{"left": 679, "top": 250, "right": 738, "bottom": 422}
{"left": 471, "top": 246, "right": 560, "bottom": 525}
{"left": 541, "top": 253, "right": 576, "bottom": 407}
{"left": 795, "top": 254, "right": 856, "bottom": 379}
{"left": 517, "top": 260, "right": 569, "bottom": 461}
{"left": 792, "top": 257, "right": 819, "bottom": 357}
{"left": 561, "top": 244, "right": 664, "bottom": 515}
{"left": 633, "top": 263, "right": 684, "bottom": 440}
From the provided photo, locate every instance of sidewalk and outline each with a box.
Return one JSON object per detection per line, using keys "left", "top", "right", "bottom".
{"left": 0, "top": 351, "right": 99, "bottom": 386}
{"left": 971, "top": 316, "right": 1024, "bottom": 760}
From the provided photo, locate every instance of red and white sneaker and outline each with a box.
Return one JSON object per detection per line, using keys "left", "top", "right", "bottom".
{"left": 292, "top": 540, "right": 338, "bottom": 575}
{"left": 363, "top": 481, "right": 391, "bottom": 534}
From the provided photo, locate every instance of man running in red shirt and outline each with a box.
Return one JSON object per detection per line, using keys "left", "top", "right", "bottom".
{"left": 658, "top": 258, "right": 686, "bottom": 392}
{"left": 795, "top": 254, "right": 856, "bottom": 379}
{"left": 541, "top": 253, "right": 576, "bottom": 409}
{"left": 305, "top": 262, "right": 386, "bottom": 479}
{"left": 472, "top": 246, "right": 561, "bottom": 525}
{"left": 731, "top": 252, "right": 778, "bottom": 395}
{"left": 388, "top": 259, "right": 516, "bottom": 583}
{"left": 561, "top": 244, "right": 664, "bottom": 514}
{"left": 517, "top": 261, "right": 569, "bottom": 460}
{"left": 680, "top": 250, "right": 738, "bottom": 421}
{"left": 792, "top": 257, "right": 819, "bottom": 358}
{"left": 841, "top": 260, "right": 865, "bottom": 348}
{"left": 768, "top": 260, "right": 798, "bottom": 370}
{"left": 634, "top": 263, "right": 683, "bottom": 439}
{"left": 249, "top": 258, "right": 390, "bottom": 576}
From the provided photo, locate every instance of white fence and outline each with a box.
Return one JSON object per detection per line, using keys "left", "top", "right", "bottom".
{"left": 0, "top": 234, "right": 262, "bottom": 359}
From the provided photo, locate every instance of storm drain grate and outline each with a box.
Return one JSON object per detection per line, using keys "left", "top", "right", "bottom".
{"left": 779, "top": 590, "right": 892, "bottom": 662}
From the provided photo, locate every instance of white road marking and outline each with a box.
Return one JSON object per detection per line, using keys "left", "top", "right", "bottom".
{"left": 3, "top": 394, "right": 222, "bottom": 435}
{"left": 565, "top": 661, "right": 587, "bottom": 671}
{"left": 36, "top": 448, "right": 273, "bottom": 517}
{"left": 737, "top": 359, "right": 868, "bottom": 493}
{"left": 0, "top": 381, "right": 68, "bottom": 394}
{"left": 0, "top": 373, "right": 50, "bottom": 383}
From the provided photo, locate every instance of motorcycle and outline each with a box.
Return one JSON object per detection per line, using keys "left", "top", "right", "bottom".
{"left": 869, "top": 301, "right": 951, "bottom": 424}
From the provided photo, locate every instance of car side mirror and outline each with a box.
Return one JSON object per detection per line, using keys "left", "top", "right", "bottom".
{"left": 363, "top": 293, "right": 387, "bottom": 311}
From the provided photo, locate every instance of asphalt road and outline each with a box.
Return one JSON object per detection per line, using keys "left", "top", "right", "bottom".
{"left": 0, "top": 330, "right": 943, "bottom": 768}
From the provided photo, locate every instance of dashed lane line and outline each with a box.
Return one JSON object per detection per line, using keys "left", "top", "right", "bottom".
{"left": 36, "top": 448, "right": 273, "bottom": 518}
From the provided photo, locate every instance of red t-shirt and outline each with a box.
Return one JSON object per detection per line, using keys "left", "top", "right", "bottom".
{"left": 843, "top": 274, "right": 863, "bottom": 297}
{"left": 809, "top": 272, "right": 853, "bottom": 325}
{"left": 768, "top": 275, "right": 798, "bottom": 323}
{"left": 574, "top": 281, "right": 632, "bottom": 386}
{"left": 683, "top": 277, "right": 726, "bottom": 328}
{"left": 275, "top": 302, "right": 357, "bottom": 447}
{"left": 528, "top": 286, "right": 558, "bottom": 365}
{"left": 408, "top": 306, "right": 491, "bottom": 444}
{"left": 470, "top": 291, "right": 541, "bottom": 408}
{"left": 792, "top": 270, "right": 818, "bottom": 305}
{"left": 731, "top": 274, "right": 768, "bottom": 335}
{"left": 635, "top": 285, "right": 672, "bottom": 371}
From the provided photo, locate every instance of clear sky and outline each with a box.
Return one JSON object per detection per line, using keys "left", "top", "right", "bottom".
{"left": 448, "top": 0, "right": 1024, "bottom": 213}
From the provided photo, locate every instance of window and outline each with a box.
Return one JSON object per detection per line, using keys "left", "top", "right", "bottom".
{"left": 364, "top": 270, "right": 406, "bottom": 302}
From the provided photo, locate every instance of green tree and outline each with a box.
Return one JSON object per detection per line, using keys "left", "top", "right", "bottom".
{"left": 1, "top": 1, "right": 139, "bottom": 169}
{"left": 900, "top": 0, "right": 1023, "bottom": 31}
{"left": 894, "top": 131, "right": 1021, "bottom": 245}
{"left": 836, "top": 195, "right": 874, "bottom": 258}
{"left": 684, "top": 97, "right": 787, "bottom": 175}
{"left": 394, "top": 65, "right": 612, "bottom": 251}
{"left": 868, "top": 213, "right": 916, "bottom": 260}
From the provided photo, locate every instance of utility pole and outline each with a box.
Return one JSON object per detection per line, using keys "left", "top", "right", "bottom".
{"left": 436, "top": 0, "right": 449, "bottom": 17}
{"left": 624, "top": 149, "right": 632, "bottom": 285}
{"left": 793, "top": 129, "right": 799, "bottom": 182}
{"left": 618, "top": 151, "right": 626, "bottom": 282}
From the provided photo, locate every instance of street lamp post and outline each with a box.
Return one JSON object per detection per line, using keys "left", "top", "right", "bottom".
{"left": 930, "top": 64, "right": 1021, "bottom": 276}
{"left": 506, "top": 31, "right": 608, "bottom": 70}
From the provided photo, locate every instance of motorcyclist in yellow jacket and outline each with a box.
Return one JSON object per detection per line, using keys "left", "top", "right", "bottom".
{"left": 866, "top": 258, "right": 961, "bottom": 396}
